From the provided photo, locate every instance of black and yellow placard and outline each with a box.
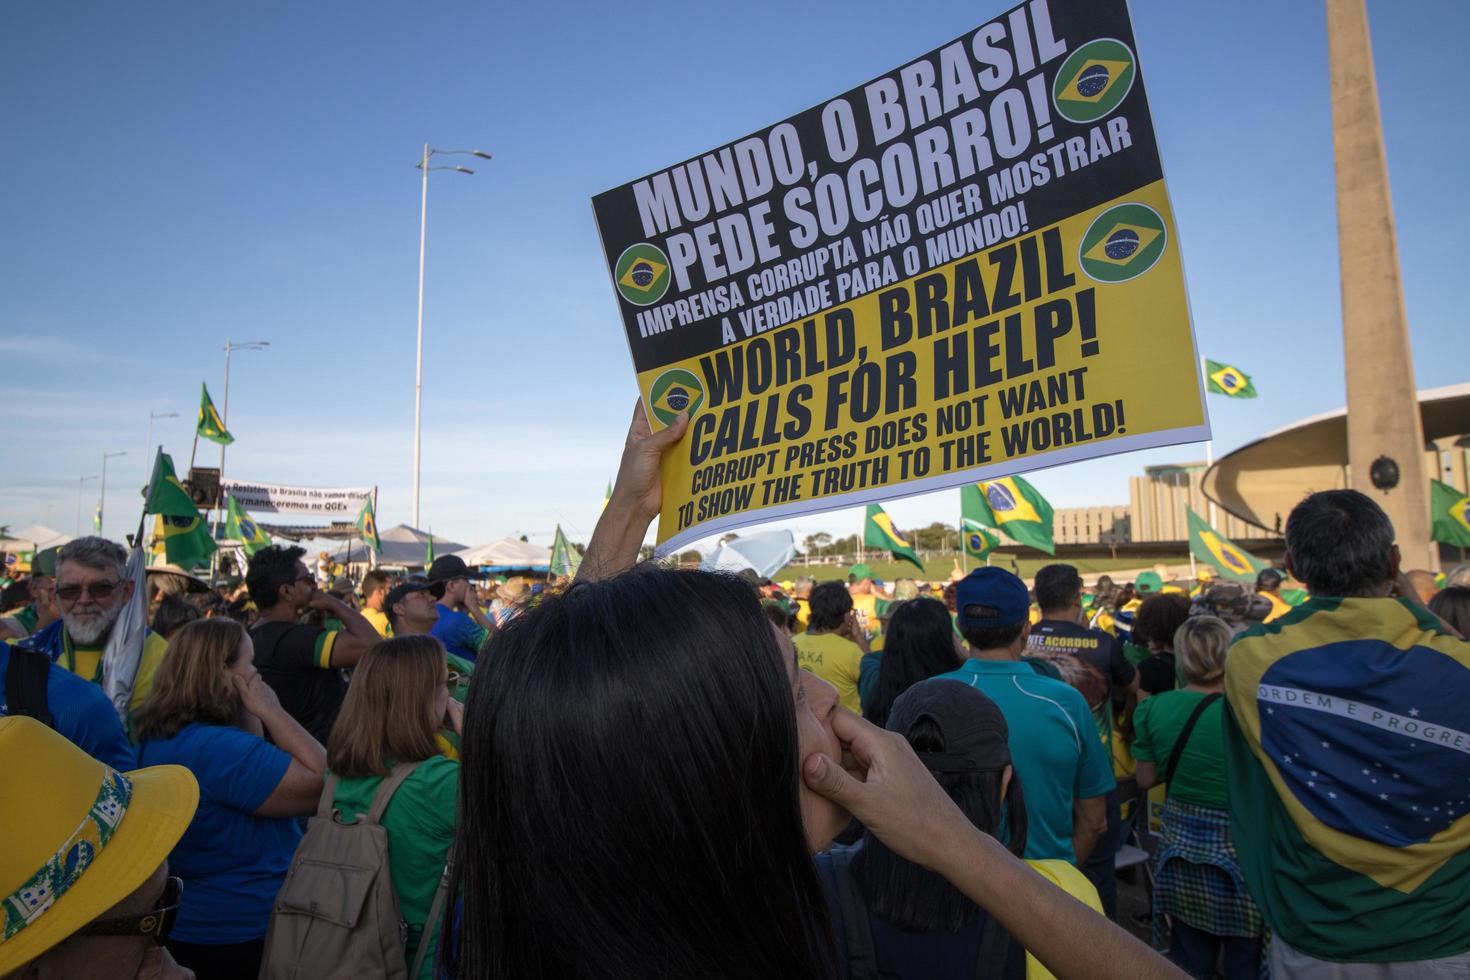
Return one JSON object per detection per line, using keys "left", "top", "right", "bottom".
{"left": 592, "top": 0, "right": 1208, "bottom": 554}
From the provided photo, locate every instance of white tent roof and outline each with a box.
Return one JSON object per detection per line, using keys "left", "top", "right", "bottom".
{"left": 329, "top": 525, "right": 467, "bottom": 567}
{"left": 2, "top": 524, "right": 72, "bottom": 552}
{"left": 455, "top": 537, "right": 552, "bottom": 570}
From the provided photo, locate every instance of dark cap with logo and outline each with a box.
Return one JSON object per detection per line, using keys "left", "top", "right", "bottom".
{"left": 954, "top": 567, "right": 1031, "bottom": 630}
{"left": 888, "top": 679, "right": 1011, "bottom": 774}
{"left": 386, "top": 577, "right": 445, "bottom": 613}
{"left": 427, "top": 555, "right": 472, "bottom": 584}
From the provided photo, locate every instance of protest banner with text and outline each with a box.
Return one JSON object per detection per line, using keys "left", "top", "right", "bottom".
{"left": 593, "top": 0, "right": 1208, "bottom": 554}
{"left": 220, "top": 480, "right": 376, "bottom": 517}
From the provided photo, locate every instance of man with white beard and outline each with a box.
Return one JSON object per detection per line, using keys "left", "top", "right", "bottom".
{"left": 19, "top": 536, "right": 169, "bottom": 713}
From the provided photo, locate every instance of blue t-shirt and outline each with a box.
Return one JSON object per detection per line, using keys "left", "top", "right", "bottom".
{"left": 930, "top": 662, "right": 1115, "bottom": 862}
{"left": 430, "top": 605, "right": 488, "bottom": 662}
{"left": 138, "top": 723, "right": 300, "bottom": 943}
{"left": 0, "top": 642, "right": 135, "bottom": 771}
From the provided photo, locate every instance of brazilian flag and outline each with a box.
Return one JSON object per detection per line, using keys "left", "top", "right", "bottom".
{"left": 1430, "top": 480, "right": 1470, "bottom": 548}
{"left": 1051, "top": 38, "right": 1136, "bottom": 124}
{"left": 648, "top": 368, "right": 705, "bottom": 427}
{"left": 426, "top": 531, "right": 435, "bottom": 567}
{"left": 1205, "top": 359, "right": 1257, "bottom": 399}
{"left": 1224, "top": 596, "right": 1470, "bottom": 960}
{"left": 355, "top": 496, "right": 381, "bottom": 555}
{"left": 144, "top": 452, "right": 216, "bottom": 569}
{"left": 550, "top": 523, "right": 581, "bottom": 578}
{"left": 962, "top": 518, "right": 999, "bottom": 560}
{"left": 960, "top": 477, "right": 1055, "bottom": 555}
{"left": 863, "top": 504, "right": 923, "bottom": 571}
{"left": 197, "top": 383, "right": 234, "bottom": 445}
{"left": 224, "top": 494, "right": 271, "bottom": 556}
{"left": 1186, "top": 508, "right": 1265, "bottom": 583}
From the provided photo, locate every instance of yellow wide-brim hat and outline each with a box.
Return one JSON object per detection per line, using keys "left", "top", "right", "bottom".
{"left": 0, "top": 717, "right": 199, "bottom": 974}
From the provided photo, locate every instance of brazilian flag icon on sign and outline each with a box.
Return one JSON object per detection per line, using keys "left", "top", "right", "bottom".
{"left": 1079, "top": 203, "right": 1167, "bottom": 283}
{"left": 614, "top": 242, "right": 672, "bottom": 306}
{"left": 648, "top": 368, "right": 704, "bottom": 427}
{"left": 1052, "top": 38, "right": 1136, "bottom": 123}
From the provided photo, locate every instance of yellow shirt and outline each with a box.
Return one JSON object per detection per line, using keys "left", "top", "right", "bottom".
{"left": 794, "top": 599, "right": 810, "bottom": 633}
{"left": 1023, "top": 860, "right": 1103, "bottom": 980}
{"left": 792, "top": 631, "right": 864, "bottom": 713}
{"left": 1260, "top": 591, "right": 1293, "bottom": 623}
{"left": 66, "top": 631, "right": 170, "bottom": 713}
{"left": 361, "top": 606, "right": 391, "bottom": 637}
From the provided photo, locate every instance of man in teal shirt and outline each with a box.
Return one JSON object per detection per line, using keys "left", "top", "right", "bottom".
{"left": 933, "top": 567, "right": 1114, "bottom": 864}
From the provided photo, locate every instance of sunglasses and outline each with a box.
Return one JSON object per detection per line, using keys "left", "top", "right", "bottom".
{"left": 55, "top": 581, "right": 120, "bottom": 603}
{"left": 75, "top": 875, "right": 182, "bottom": 945}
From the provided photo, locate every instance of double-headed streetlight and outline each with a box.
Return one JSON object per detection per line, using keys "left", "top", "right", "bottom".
{"left": 76, "top": 475, "right": 99, "bottom": 536}
{"left": 412, "top": 145, "right": 491, "bottom": 529}
{"left": 212, "top": 340, "right": 269, "bottom": 539}
{"left": 98, "top": 451, "right": 128, "bottom": 537}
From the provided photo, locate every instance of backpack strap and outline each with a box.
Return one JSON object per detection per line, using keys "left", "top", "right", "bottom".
{"left": 317, "top": 773, "right": 340, "bottom": 820}
{"left": 364, "top": 760, "right": 427, "bottom": 825}
{"left": 410, "top": 856, "right": 453, "bottom": 980}
{"left": 1164, "top": 693, "right": 1221, "bottom": 790}
{"left": 827, "top": 846, "right": 880, "bottom": 980}
{"left": 6, "top": 646, "right": 53, "bottom": 728}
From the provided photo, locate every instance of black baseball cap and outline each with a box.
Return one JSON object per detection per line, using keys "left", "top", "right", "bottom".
{"left": 889, "top": 679, "right": 1011, "bottom": 773}
{"left": 427, "top": 555, "right": 471, "bottom": 584}
{"left": 386, "top": 577, "right": 445, "bottom": 613}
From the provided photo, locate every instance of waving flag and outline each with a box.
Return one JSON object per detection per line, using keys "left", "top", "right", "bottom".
{"left": 961, "top": 519, "right": 999, "bottom": 559}
{"left": 354, "top": 496, "right": 381, "bottom": 555}
{"left": 1187, "top": 508, "right": 1266, "bottom": 583}
{"left": 1430, "top": 480, "right": 1470, "bottom": 548}
{"left": 1204, "top": 359, "right": 1257, "bottom": 399}
{"left": 863, "top": 504, "right": 923, "bottom": 571}
{"left": 145, "top": 452, "right": 216, "bottom": 569}
{"left": 549, "top": 524, "right": 582, "bottom": 578}
{"left": 224, "top": 495, "right": 271, "bottom": 556}
{"left": 1223, "top": 597, "right": 1470, "bottom": 961}
{"left": 961, "top": 477, "right": 1055, "bottom": 554}
{"left": 197, "top": 383, "right": 234, "bottom": 445}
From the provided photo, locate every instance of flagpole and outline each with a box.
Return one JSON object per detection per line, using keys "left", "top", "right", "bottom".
{"left": 1200, "top": 353, "right": 1220, "bottom": 528}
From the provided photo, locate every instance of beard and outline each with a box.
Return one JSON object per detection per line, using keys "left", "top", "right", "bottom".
{"left": 64, "top": 597, "right": 124, "bottom": 645}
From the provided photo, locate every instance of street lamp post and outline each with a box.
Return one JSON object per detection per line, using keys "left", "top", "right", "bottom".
{"left": 99, "top": 451, "right": 128, "bottom": 538}
{"left": 147, "top": 411, "right": 179, "bottom": 474}
{"left": 412, "top": 144, "right": 491, "bottom": 529}
{"left": 76, "top": 475, "right": 99, "bottom": 536}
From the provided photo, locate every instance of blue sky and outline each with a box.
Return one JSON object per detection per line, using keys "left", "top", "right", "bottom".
{"left": 3, "top": 1, "right": 1465, "bottom": 552}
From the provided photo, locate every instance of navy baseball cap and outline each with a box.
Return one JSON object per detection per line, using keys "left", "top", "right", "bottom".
{"left": 954, "top": 567, "right": 1031, "bottom": 630}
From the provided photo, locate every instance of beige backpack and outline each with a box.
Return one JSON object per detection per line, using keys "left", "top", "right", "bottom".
{"left": 258, "top": 762, "right": 449, "bottom": 980}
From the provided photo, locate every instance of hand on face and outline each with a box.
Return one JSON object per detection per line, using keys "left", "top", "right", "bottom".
{"left": 801, "top": 707, "right": 970, "bottom": 872}
{"left": 231, "top": 664, "right": 280, "bottom": 720}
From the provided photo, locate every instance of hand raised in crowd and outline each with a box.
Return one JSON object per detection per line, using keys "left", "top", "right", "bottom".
{"left": 232, "top": 668, "right": 283, "bottom": 720}
{"left": 802, "top": 707, "right": 969, "bottom": 871}
{"left": 611, "top": 398, "right": 689, "bottom": 521}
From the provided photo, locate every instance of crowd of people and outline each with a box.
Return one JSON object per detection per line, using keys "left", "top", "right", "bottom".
{"left": 3, "top": 402, "right": 1470, "bottom": 979}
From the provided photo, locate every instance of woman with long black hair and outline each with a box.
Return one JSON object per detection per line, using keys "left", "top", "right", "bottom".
{"left": 862, "top": 596, "right": 964, "bottom": 728}
{"left": 444, "top": 403, "right": 1181, "bottom": 980}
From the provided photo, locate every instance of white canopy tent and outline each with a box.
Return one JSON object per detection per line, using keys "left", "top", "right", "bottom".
{"left": 699, "top": 530, "right": 797, "bottom": 580}
{"left": 455, "top": 538, "right": 552, "bottom": 572}
{"left": 2, "top": 524, "right": 72, "bottom": 553}
{"left": 329, "top": 525, "right": 467, "bottom": 568}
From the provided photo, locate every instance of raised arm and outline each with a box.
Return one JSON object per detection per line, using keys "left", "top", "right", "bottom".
{"left": 803, "top": 708, "right": 1184, "bottom": 980}
{"left": 577, "top": 400, "right": 688, "bottom": 583}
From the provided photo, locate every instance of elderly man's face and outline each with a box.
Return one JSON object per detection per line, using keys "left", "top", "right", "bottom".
{"left": 55, "top": 561, "right": 133, "bottom": 645}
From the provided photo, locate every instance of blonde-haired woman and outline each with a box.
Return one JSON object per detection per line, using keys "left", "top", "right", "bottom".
{"left": 134, "top": 617, "right": 326, "bottom": 980}
{"left": 1133, "top": 615, "right": 1264, "bottom": 979}
{"left": 325, "top": 635, "right": 462, "bottom": 979}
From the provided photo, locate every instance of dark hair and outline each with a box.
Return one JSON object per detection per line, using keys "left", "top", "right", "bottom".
{"left": 1285, "top": 490, "right": 1395, "bottom": 596}
{"left": 361, "top": 569, "right": 391, "bottom": 595}
{"left": 864, "top": 599, "right": 960, "bottom": 728}
{"left": 186, "top": 591, "right": 228, "bottom": 618}
{"left": 1, "top": 580, "right": 29, "bottom": 611}
{"left": 1033, "top": 564, "right": 1083, "bottom": 613}
{"left": 762, "top": 600, "right": 794, "bottom": 633}
{"left": 853, "top": 715, "right": 1026, "bottom": 932}
{"left": 1429, "top": 587, "right": 1470, "bottom": 636}
{"left": 959, "top": 622, "right": 1024, "bottom": 653}
{"left": 1133, "top": 594, "right": 1191, "bottom": 650}
{"left": 245, "top": 544, "right": 306, "bottom": 608}
{"left": 448, "top": 567, "right": 833, "bottom": 978}
{"left": 807, "top": 580, "right": 853, "bottom": 632}
{"left": 1255, "top": 568, "right": 1283, "bottom": 592}
{"left": 150, "top": 593, "right": 201, "bottom": 639}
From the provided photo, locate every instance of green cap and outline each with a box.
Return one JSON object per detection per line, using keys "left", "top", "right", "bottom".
{"left": 31, "top": 547, "right": 59, "bottom": 578}
{"left": 848, "top": 563, "right": 874, "bottom": 580}
{"left": 1134, "top": 570, "right": 1163, "bottom": 594}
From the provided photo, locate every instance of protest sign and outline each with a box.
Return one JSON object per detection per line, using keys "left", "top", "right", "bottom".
{"left": 220, "top": 479, "right": 376, "bottom": 517}
{"left": 593, "top": 0, "right": 1208, "bottom": 555}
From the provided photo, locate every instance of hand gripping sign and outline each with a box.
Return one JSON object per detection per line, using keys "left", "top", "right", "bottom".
{"left": 593, "top": 0, "right": 1208, "bottom": 556}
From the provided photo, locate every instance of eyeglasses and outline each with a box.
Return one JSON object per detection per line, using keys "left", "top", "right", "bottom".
{"left": 55, "top": 581, "right": 119, "bottom": 603}
{"left": 76, "top": 876, "right": 182, "bottom": 945}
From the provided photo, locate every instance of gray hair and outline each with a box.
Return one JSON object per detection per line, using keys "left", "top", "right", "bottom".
{"left": 56, "top": 536, "right": 127, "bottom": 580}
{"left": 1284, "top": 490, "right": 1394, "bottom": 597}
{"left": 1446, "top": 564, "right": 1470, "bottom": 590}
{"left": 793, "top": 576, "right": 816, "bottom": 597}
